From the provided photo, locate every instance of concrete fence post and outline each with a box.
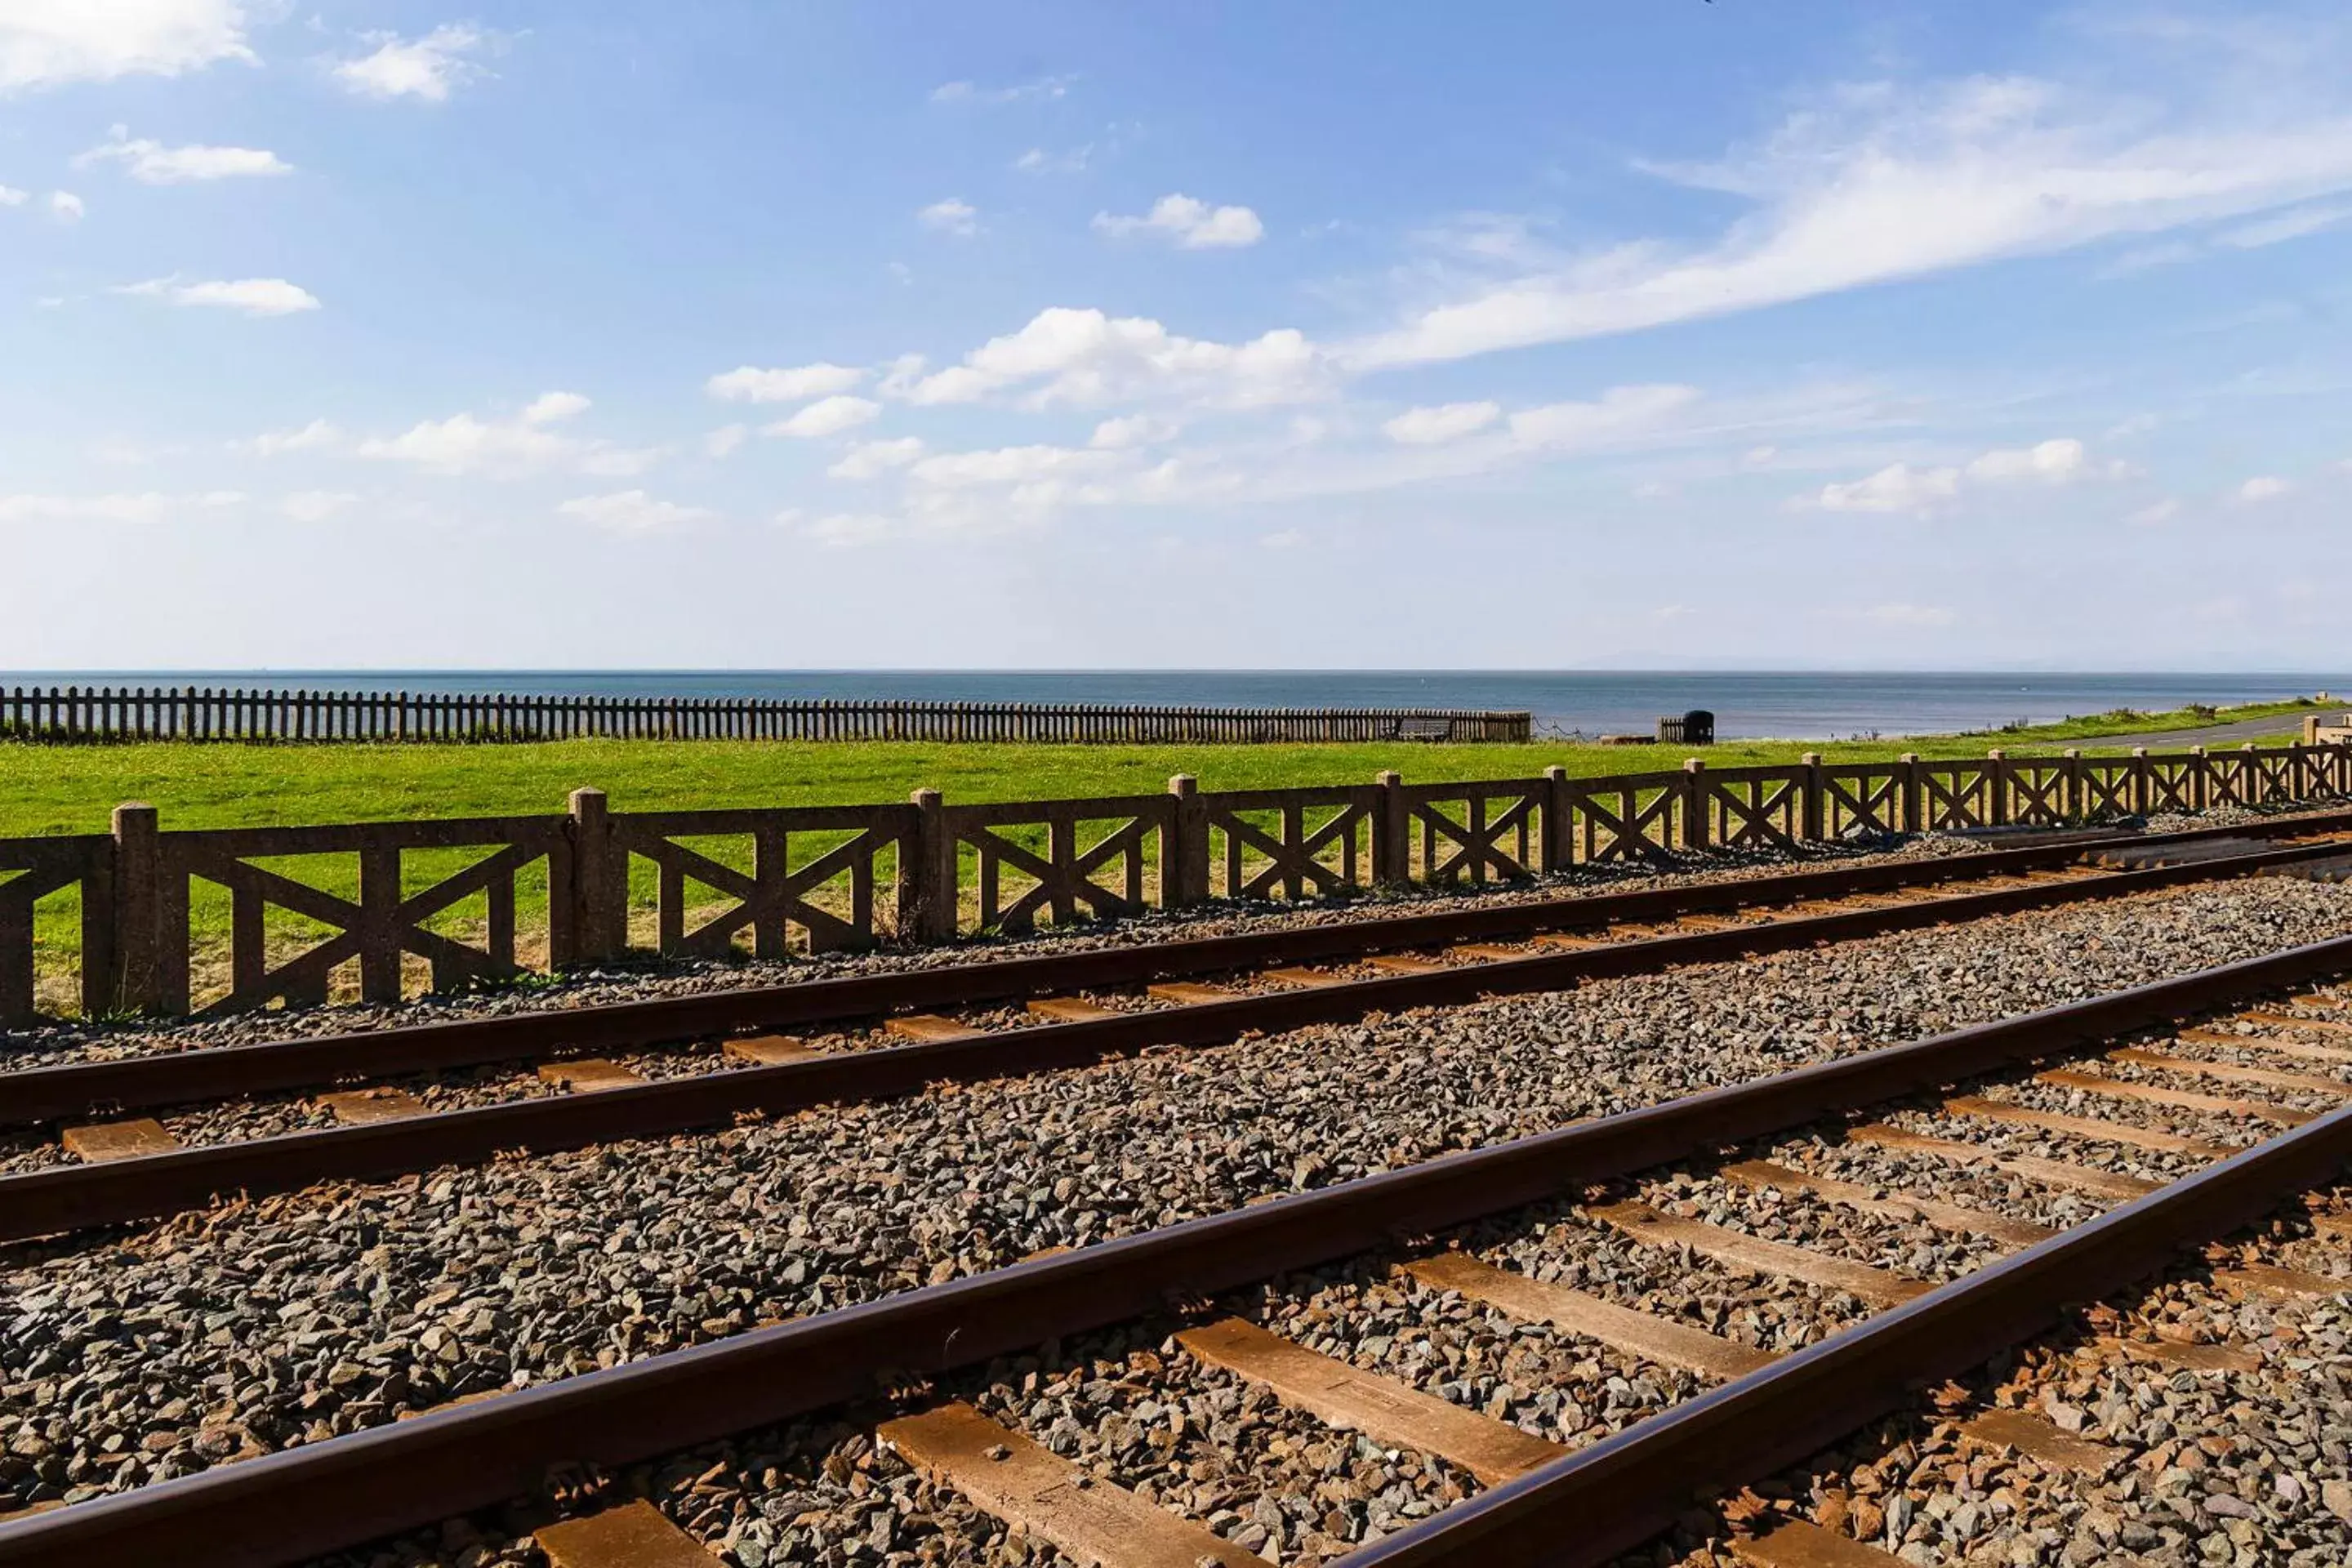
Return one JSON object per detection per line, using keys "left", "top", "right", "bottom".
{"left": 1164, "top": 774, "right": 1209, "bottom": 906}
{"left": 1682, "top": 758, "right": 1710, "bottom": 851}
{"left": 1373, "top": 771, "right": 1410, "bottom": 886}
{"left": 566, "top": 788, "right": 623, "bottom": 963}
{"left": 1900, "top": 754, "right": 1923, "bottom": 834}
{"left": 1799, "top": 753, "right": 1824, "bottom": 843}
{"left": 109, "top": 802, "right": 164, "bottom": 1014}
{"left": 1540, "top": 765, "right": 1570, "bottom": 873}
{"left": 907, "top": 788, "right": 956, "bottom": 941}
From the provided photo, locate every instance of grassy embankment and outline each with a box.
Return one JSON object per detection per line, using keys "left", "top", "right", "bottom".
{"left": 0, "top": 694, "right": 2323, "bottom": 1015}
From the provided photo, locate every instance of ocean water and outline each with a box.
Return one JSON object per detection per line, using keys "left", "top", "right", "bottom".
{"left": 9, "top": 670, "right": 2344, "bottom": 741}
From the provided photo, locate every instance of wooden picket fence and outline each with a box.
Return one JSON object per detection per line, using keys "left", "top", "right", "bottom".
{"left": 2, "top": 742, "right": 2345, "bottom": 1024}
{"left": 0, "top": 684, "right": 1531, "bottom": 746}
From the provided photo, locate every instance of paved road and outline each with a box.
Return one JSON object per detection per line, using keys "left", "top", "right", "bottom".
{"left": 2011, "top": 710, "right": 2345, "bottom": 751}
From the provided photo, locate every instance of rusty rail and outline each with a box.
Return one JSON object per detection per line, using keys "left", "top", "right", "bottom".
{"left": 1, "top": 932, "right": 2348, "bottom": 1566}
{"left": 7, "top": 826, "right": 2352, "bottom": 1245}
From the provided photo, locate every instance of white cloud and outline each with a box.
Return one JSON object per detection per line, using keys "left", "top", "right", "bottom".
{"left": 907, "top": 443, "right": 1115, "bottom": 491}
{"left": 278, "top": 490, "right": 356, "bottom": 522}
{"left": 1863, "top": 602, "right": 1958, "bottom": 627}
{"left": 930, "top": 74, "right": 1074, "bottom": 105}
{"left": 1093, "top": 194, "right": 1264, "bottom": 249}
{"left": 766, "top": 394, "right": 880, "bottom": 439}
{"left": 705, "top": 363, "right": 864, "bottom": 403}
{"left": 1013, "top": 145, "right": 1090, "bottom": 175}
{"left": 115, "top": 276, "right": 320, "bottom": 315}
{"left": 0, "top": 185, "right": 25, "bottom": 206}
{"left": 0, "top": 0, "right": 252, "bottom": 91}
{"left": 1383, "top": 401, "right": 1501, "bottom": 446}
{"left": 908, "top": 306, "right": 1328, "bottom": 409}
{"left": 2126, "top": 497, "right": 2180, "bottom": 526}
{"left": 1259, "top": 529, "right": 1306, "bottom": 550}
{"left": 521, "top": 390, "right": 590, "bottom": 425}
{"left": 1356, "top": 66, "right": 2352, "bottom": 368}
{"left": 235, "top": 418, "right": 342, "bottom": 457}
{"left": 332, "top": 24, "right": 491, "bottom": 102}
{"left": 1815, "top": 462, "right": 1965, "bottom": 515}
{"left": 702, "top": 423, "right": 747, "bottom": 458}
{"left": 2238, "top": 474, "right": 2292, "bottom": 502}
{"left": 1507, "top": 385, "right": 1700, "bottom": 448}
{"left": 917, "top": 197, "right": 978, "bottom": 236}
{"left": 1962, "top": 437, "right": 2091, "bottom": 483}
{"left": 827, "top": 436, "right": 925, "bottom": 479}
{"left": 1808, "top": 435, "right": 2117, "bottom": 514}
{"left": 76, "top": 126, "right": 289, "bottom": 182}
{"left": 557, "top": 490, "right": 713, "bottom": 532}
{"left": 0, "top": 490, "right": 241, "bottom": 523}
{"left": 359, "top": 391, "right": 648, "bottom": 479}
{"left": 48, "top": 189, "right": 82, "bottom": 220}
{"left": 1089, "top": 414, "right": 1181, "bottom": 449}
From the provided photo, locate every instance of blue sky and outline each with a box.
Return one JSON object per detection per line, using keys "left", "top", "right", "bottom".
{"left": 3, "top": 1, "right": 2350, "bottom": 670}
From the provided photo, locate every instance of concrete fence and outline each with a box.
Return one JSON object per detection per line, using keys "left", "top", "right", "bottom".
{"left": 2, "top": 742, "right": 2341, "bottom": 1025}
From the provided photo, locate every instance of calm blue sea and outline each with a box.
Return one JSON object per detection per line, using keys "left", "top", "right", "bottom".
{"left": 8, "top": 671, "right": 2344, "bottom": 742}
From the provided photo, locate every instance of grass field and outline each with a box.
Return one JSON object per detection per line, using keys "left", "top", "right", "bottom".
{"left": 0, "top": 694, "right": 2326, "bottom": 1017}
{"left": 0, "top": 695, "right": 2323, "bottom": 838}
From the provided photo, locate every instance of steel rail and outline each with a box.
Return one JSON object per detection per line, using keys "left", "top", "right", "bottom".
{"left": 5, "top": 831, "right": 2350, "bottom": 1247}
{"left": 6, "top": 808, "right": 2341, "bottom": 1134}
{"left": 1, "top": 931, "right": 2346, "bottom": 1568}
{"left": 1339, "top": 1104, "right": 2352, "bottom": 1568}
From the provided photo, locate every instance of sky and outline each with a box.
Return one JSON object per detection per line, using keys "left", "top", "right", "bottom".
{"left": 2, "top": 1, "right": 2350, "bottom": 672}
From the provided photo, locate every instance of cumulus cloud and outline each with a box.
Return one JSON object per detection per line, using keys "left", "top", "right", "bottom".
{"left": 906, "top": 306, "right": 1327, "bottom": 409}
{"left": 76, "top": 125, "right": 289, "bottom": 182}
{"left": 1357, "top": 57, "right": 2352, "bottom": 368}
{"left": 1506, "top": 385, "right": 1701, "bottom": 448}
{"left": 359, "top": 391, "right": 657, "bottom": 478}
{"left": 1093, "top": 194, "right": 1264, "bottom": 249}
{"left": 1089, "top": 414, "right": 1181, "bottom": 450}
{"left": 234, "top": 418, "right": 342, "bottom": 457}
{"left": 916, "top": 197, "right": 978, "bottom": 236}
{"left": 0, "top": 185, "right": 23, "bottom": 206}
{"left": 557, "top": 491, "right": 713, "bottom": 532}
{"left": 1806, "top": 437, "right": 2118, "bottom": 514}
{"left": 827, "top": 437, "right": 926, "bottom": 479}
{"left": 1382, "top": 401, "right": 1501, "bottom": 445}
{"left": 115, "top": 276, "right": 319, "bottom": 315}
{"left": 702, "top": 424, "right": 747, "bottom": 458}
{"left": 48, "top": 189, "right": 82, "bottom": 220}
{"left": 766, "top": 395, "right": 880, "bottom": 439}
{"left": 2238, "top": 474, "right": 2292, "bottom": 501}
{"left": 1815, "top": 463, "right": 1965, "bottom": 515}
{"left": 333, "top": 24, "right": 492, "bottom": 102}
{"left": 706, "top": 363, "right": 864, "bottom": 403}
{"left": 2126, "top": 497, "right": 2181, "bottom": 526}
{"left": 1, "top": 0, "right": 253, "bottom": 91}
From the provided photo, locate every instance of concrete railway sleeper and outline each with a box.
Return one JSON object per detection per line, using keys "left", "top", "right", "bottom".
{"left": 7, "top": 823, "right": 2352, "bottom": 1245}
{"left": 4, "top": 935, "right": 2352, "bottom": 1566}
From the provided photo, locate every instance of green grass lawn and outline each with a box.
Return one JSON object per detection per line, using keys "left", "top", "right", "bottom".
{"left": 0, "top": 691, "right": 2323, "bottom": 839}
{"left": 0, "top": 697, "right": 2327, "bottom": 1018}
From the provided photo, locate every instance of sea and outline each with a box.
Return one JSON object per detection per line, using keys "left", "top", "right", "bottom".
{"left": 8, "top": 671, "right": 2345, "bottom": 742}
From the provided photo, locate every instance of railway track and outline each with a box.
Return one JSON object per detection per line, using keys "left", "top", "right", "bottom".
{"left": 3, "top": 929, "right": 2350, "bottom": 1566}
{"left": 7, "top": 813, "right": 2352, "bottom": 1247}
